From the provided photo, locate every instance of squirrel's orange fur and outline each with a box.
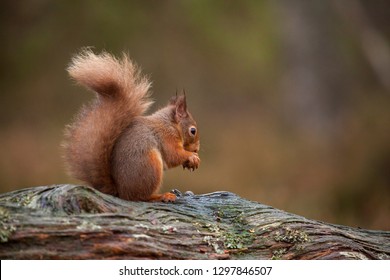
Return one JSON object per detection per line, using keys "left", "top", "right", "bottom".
{"left": 63, "top": 50, "right": 200, "bottom": 202}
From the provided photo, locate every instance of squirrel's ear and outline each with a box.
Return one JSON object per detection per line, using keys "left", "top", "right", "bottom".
{"left": 169, "top": 89, "right": 179, "bottom": 105}
{"left": 169, "top": 96, "right": 177, "bottom": 105}
{"left": 175, "top": 94, "right": 188, "bottom": 121}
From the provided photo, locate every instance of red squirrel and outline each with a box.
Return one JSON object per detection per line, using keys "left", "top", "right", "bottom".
{"left": 63, "top": 50, "right": 200, "bottom": 202}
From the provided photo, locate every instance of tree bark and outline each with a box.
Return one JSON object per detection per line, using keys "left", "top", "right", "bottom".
{"left": 0, "top": 184, "right": 389, "bottom": 259}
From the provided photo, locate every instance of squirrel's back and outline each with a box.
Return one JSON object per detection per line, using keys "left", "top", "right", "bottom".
{"left": 63, "top": 50, "right": 153, "bottom": 194}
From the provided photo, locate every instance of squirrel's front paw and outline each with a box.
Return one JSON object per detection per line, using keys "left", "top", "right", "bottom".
{"left": 183, "top": 153, "right": 200, "bottom": 171}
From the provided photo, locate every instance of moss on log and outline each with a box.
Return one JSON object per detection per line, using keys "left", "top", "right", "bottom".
{"left": 0, "top": 184, "right": 389, "bottom": 259}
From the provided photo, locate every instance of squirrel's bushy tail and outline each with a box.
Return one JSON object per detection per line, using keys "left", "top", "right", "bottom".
{"left": 63, "top": 49, "right": 153, "bottom": 194}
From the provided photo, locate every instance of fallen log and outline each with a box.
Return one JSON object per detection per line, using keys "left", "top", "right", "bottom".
{"left": 0, "top": 184, "right": 389, "bottom": 259}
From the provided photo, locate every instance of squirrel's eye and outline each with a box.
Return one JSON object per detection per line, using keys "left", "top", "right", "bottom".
{"left": 189, "top": 126, "right": 197, "bottom": 136}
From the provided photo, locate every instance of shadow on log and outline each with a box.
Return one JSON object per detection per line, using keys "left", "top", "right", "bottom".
{"left": 0, "top": 184, "right": 389, "bottom": 259}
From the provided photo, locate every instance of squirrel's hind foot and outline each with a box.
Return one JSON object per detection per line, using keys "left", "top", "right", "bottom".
{"left": 148, "top": 192, "right": 177, "bottom": 203}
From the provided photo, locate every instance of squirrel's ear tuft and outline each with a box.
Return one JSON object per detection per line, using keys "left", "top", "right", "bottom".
{"left": 175, "top": 94, "right": 188, "bottom": 121}
{"left": 169, "top": 88, "right": 181, "bottom": 105}
{"left": 169, "top": 96, "right": 177, "bottom": 105}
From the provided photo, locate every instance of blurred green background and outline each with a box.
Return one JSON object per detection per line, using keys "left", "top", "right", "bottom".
{"left": 1, "top": 0, "right": 389, "bottom": 230}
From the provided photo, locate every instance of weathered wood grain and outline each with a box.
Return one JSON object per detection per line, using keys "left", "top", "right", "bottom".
{"left": 0, "top": 184, "right": 389, "bottom": 259}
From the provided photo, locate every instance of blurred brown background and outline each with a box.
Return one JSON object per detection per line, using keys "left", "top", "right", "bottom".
{"left": 1, "top": 0, "right": 389, "bottom": 230}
